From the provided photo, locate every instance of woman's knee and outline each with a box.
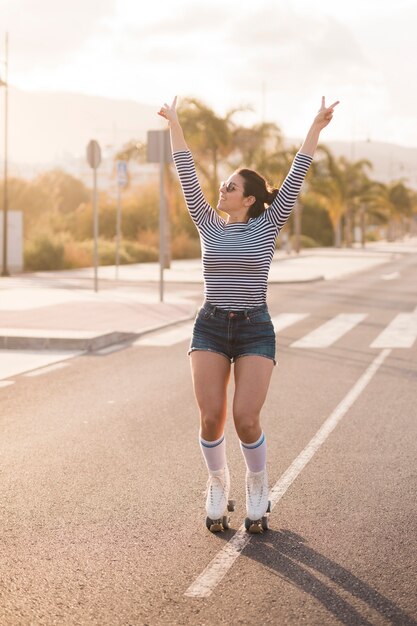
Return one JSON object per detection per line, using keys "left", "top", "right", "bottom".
{"left": 233, "top": 409, "right": 261, "bottom": 441}
{"left": 200, "top": 409, "right": 225, "bottom": 430}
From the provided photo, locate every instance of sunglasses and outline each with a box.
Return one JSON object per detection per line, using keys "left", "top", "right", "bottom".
{"left": 220, "top": 181, "right": 241, "bottom": 193}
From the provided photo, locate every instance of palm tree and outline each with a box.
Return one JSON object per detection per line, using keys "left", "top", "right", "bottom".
{"left": 366, "top": 181, "right": 412, "bottom": 241}
{"left": 178, "top": 98, "right": 240, "bottom": 206}
{"left": 229, "top": 121, "right": 286, "bottom": 179}
{"left": 309, "top": 147, "right": 372, "bottom": 247}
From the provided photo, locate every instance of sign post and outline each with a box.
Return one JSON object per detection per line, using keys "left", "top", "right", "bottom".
{"left": 147, "top": 129, "right": 172, "bottom": 302}
{"left": 86, "top": 139, "right": 101, "bottom": 292}
{"left": 1, "top": 33, "right": 9, "bottom": 277}
{"left": 115, "top": 160, "right": 128, "bottom": 280}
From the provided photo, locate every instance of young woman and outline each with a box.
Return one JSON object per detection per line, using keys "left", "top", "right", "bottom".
{"left": 158, "top": 96, "right": 339, "bottom": 533}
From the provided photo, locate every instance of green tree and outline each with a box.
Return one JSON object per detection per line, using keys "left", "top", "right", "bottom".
{"left": 310, "top": 148, "right": 372, "bottom": 247}
{"left": 34, "top": 170, "right": 90, "bottom": 214}
{"left": 367, "top": 180, "right": 412, "bottom": 240}
{"left": 178, "top": 97, "right": 240, "bottom": 205}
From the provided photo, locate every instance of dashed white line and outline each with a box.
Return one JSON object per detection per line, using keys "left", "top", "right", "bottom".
{"left": 184, "top": 348, "right": 391, "bottom": 598}
{"left": 23, "top": 362, "right": 69, "bottom": 377}
{"left": 291, "top": 313, "right": 367, "bottom": 348}
{"left": 381, "top": 271, "right": 400, "bottom": 280}
{"left": 133, "top": 322, "right": 194, "bottom": 347}
{"left": 94, "top": 343, "right": 128, "bottom": 355}
{"left": 271, "top": 313, "right": 309, "bottom": 332}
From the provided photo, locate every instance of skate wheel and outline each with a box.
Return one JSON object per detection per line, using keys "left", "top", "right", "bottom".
{"left": 261, "top": 515, "right": 269, "bottom": 531}
{"left": 227, "top": 499, "right": 236, "bottom": 512}
{"left": 222, "top": 515, "right": 230, "bottom": 530}
{"left": 245, "top": 517, "right": 263, "bottom": 534}
{"left": 267, "top": 500, "right": 271, "bottom": 514}
{"left": 206, "top": 516, "right": 225, "bottom": 533}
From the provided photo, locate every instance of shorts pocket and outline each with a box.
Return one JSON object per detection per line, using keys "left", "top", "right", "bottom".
{"left": 197, "top": 307, "right": 213, "bottom": 321}
{"left": 247, "top": 311, "right": 272, "bottom": 325}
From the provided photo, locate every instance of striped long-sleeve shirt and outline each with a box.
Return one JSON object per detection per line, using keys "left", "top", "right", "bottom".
{"left": 173, "top": 150, "right": 313, "bottom": 309}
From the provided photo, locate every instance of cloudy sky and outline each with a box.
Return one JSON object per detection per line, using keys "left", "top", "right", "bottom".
{"left": 2, "top": 0, "right": 417, "bottom": 147}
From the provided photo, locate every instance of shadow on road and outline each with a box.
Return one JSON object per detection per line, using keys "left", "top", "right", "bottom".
{"left": 237, "top": 529, "right": 416, "bottom": 626}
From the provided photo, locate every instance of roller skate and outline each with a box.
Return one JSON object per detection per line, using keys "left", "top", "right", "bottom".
{"left": 205, "top": 466, "right": 235, "bottom": 532}
{"left": 244, "top": 468, "right": 271, "bottom": 533}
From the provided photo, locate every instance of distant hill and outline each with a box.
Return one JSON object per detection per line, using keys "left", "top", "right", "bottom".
{"left": 2, "top": 88, "right": 417, "bottom": 189}
{"left": 324, "top": 140, "right": 417, "bottom": 189}
{"left": 3, "top": 87, "right": 161, "bottom": 178}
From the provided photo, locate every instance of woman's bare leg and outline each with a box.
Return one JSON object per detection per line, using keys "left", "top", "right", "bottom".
{"left": 232, "top": 356, "right": 274, "bottom": 443}
{"left": 190, "top": 351, "right": 231, "bottom": 440}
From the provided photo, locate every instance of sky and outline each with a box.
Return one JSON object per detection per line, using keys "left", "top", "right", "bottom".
{"left": 2, "top": 0, "right": 417, "bottom": 148}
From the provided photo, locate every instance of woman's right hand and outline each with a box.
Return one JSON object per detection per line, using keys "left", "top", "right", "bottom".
{"left": 158, "top": 96, "right": 179, "bottom": 125}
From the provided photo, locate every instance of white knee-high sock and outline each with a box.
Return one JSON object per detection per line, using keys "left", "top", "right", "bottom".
{"left": 240, "top": 432, "right": 267, "bottom": 473}
{"left": 199, "top": 433, "right": 227, "bottom": 473}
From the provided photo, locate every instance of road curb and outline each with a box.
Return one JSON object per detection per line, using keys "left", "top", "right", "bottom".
{"left": 0, "top": 313, "right": 197, "bottom": 352}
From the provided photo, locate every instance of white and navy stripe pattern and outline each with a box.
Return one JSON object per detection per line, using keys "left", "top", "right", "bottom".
{"left": 240, "top": 432, "right": 265, "bottom": 450}
{"left": 173, "top": 150, "right": 312, "bottom": 310}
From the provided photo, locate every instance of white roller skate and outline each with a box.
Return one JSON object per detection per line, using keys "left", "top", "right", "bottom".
{"left": 244, "top": 468, "right": 271, "bottom": 533}
{"left": 205, "top": 466, "right": 235, "bottom": 532}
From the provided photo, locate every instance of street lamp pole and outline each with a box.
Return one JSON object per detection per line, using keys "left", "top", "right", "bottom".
{"left": 1, "top": 32, "right": 9, "bottom": 277}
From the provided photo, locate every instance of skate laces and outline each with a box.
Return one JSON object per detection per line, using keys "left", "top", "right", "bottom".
{"left": 206, "top": 471, "right": 228, "bottom": 502}
{"left": 246, "top": 471, "right": 266, "bottom": 504}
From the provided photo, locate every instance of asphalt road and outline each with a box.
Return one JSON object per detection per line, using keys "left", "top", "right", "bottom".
{"left": 1, "top": 252, "right": 417, "bottom": 626}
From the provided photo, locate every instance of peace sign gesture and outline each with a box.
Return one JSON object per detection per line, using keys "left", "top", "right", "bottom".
{"left": 158, "top": 96, "right": 179, "bottom": 125}
{"left": 313, "top": 96, "right": 340, "bottom": 130}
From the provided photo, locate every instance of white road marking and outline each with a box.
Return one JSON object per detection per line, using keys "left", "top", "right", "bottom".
{"left": 23, "top": 362, "right": 69, "bottom": 377}
{"left": 0, "top": 350, "right": 83, "bottom": 380}
{"left": 94, "top": 343, "right": 128, "bottom": 355}
{"left": 370, "top": 313, "right": 417, "bottom": 348}
{"left": 184, "top": 348, "right": 391, "bottom": 598}
{"left": 133, "top": 322, "right": 194, "bottom": 347}
{"left": 381, "top": 271, "right": 400, "bottom": 280}
{"left": 0, "top": 380, "right": 15, "bottom": 388}
{"left": 291, "top": 314, "right": 367, "bottom": 348}
{"left": 271, "top": 313, "right": 309, "bottom": 332}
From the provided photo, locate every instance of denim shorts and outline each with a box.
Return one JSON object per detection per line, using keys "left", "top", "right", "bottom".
{"left": 188, "top": 301, "right": 276, "bottom": 365}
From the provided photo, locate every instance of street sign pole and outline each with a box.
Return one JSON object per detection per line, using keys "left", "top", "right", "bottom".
{"left": 115, "top": 183, "right": 121, "bottom": 281}
{"left": 147, "top": 129, "right": 172, "bottom": 303}
{"left": 159, "top": 132, "right": 166, "bottom": 303}
{"left": 93, "top": 166, "right": 98, "bottom": 292}
{"left": 115, "top": 160, "right": 128, "bottom": 281}
{"left": 1, "top": 33, "right": 9, "bottom": 277}
{"left": 86, "top": 140, "right": 101, "bottom": 292}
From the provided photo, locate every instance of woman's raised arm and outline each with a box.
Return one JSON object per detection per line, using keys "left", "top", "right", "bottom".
{"left": 299, "top": 96, "right": 340, "bottom": 156}
{"left": 158, "top": 96, "right": 188, "bottom": 153}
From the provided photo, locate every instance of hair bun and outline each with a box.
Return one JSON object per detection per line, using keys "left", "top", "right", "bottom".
{"left": 266, "top": 188, "right": 278, "bottom": 205}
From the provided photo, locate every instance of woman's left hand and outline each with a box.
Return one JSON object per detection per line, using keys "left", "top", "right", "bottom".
{"left": 313, "top": 96, "right": 340, "bottom": 130}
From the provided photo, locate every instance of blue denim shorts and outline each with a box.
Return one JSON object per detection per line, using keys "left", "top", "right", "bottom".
{"left": 188, "top": 301, "right": 276, "bottom": 365}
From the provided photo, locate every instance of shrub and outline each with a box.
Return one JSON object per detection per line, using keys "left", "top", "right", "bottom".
{"left": 24, "top": 232, "right": 66, "bottom": 271}
{"left": 64, "top": 239, "right": 159, "bottom": 267}
{"left": 290, "top": 234, "right": 319, "bottom": 248}
{"left": 171, "top": 231, "right": 201, "bottom": 259}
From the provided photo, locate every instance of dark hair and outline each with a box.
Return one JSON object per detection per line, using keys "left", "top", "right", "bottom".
{"left": 236, "top": 168, "right": 279, "bottom": 219}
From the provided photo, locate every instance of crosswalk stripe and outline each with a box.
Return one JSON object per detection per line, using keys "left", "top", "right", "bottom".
{"left": 370, "top": 313, "right": 417, "bottom": 348}
{"left": 381, "top": 271, "right": 400, "bottom": 281}
{"left": 291, "top": 313, "right": 368, "bottom": 348}
{"left": 133, "top": 322, "right": 194, "bottom": 347}
{"left": 271, "top": 313, "right": 309, "bottom": 332}
{"left": 130, "top": 311, "right": 417, "bottom": 350}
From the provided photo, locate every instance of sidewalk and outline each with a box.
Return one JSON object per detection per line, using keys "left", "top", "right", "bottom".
{"left": 0, "top": 241, "right": 413, "bottom": 351}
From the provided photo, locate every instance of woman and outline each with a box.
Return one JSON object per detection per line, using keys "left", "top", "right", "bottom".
{"left": 158, "top": 96, "right": 339, "bottom": 533}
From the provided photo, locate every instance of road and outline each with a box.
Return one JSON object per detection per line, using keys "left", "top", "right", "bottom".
{"left": 1, "top": 251, "right": 417, "bottom": 626}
